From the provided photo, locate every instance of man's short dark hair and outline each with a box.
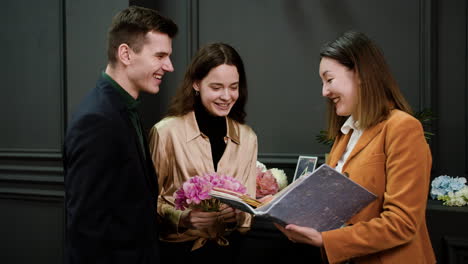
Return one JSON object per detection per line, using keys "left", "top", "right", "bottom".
{"left": 107, "top": 6, "right": 178, "bottom": 65}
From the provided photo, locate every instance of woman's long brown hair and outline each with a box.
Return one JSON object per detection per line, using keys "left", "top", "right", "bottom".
{"left": 166, "top": 42, "right": 248, "bottom": 123}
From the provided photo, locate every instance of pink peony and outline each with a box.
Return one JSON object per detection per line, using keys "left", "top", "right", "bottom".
{"left": 174, "top": 173, "right": 246, "bottom": 211}
{"left": 174, "top": 188, "right": 188, "bottom": 210}
{"left": 219, "top": 175, "right": 247, "bottom": 194}
{"left": 256, "top": 170, "right": 279, "bottom": 198}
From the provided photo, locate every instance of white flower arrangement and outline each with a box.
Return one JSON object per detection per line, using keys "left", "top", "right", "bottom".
{"left": 269, "top": 168, "right": 288, "bottom": 190}
{"left": 256, "top": 161, "right": 267, "bottom": 172}
{"left": 430, "top": 175, "right": 468, "bottom": 206}
{"left": 255, "top": 161, "right": 289, "bottom": 199}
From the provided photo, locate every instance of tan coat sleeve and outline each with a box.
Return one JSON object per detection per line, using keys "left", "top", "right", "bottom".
{"left": 148, "top": 125, "right": 185, "bottom": 232}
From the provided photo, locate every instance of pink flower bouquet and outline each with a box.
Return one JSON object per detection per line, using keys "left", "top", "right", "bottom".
{"left": 173, "top": 173, "right": 248, "bottom": 250}
{"left": 256, "top": 161, "right": 288, "bottom": 199}
{"left": 174, "top": 172, "right": 247, "bottom": 211}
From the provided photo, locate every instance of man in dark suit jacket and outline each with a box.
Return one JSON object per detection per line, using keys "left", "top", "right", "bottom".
{"left": 63, "top": 6, "right": 177, "bottom": 264}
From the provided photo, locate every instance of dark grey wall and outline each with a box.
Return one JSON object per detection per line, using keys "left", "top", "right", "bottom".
{"left": 194, "top": 0, "right": 428, "bottom": 157}
{"left": 0, "top": 0, "right": 127, "bottom": 263}
{"left": 131, "top": 0, "right": 192, "bottom": 130}
{"left": 66, "top": 1, "right": 128, "bottom": 120}
{"left": 435, "top": 0, "right": 468, "bottom": 179}
{"left": 2, "top": 0, "right": 63, "bottom": 150}
{"left": 147, "top": 0, "right": 468, "bottom": 181}
{"left": 0, "top": 0, "right": 467, "bottom": 263}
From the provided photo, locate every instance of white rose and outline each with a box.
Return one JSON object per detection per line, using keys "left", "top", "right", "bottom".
{"left": 270, "top": 168, "right": 288, "bottom": 190}
{"left": 256, "top": 161, "right": 267, "bottom": 172}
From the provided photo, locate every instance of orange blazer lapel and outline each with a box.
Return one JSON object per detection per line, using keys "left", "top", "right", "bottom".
{"left": 342, "top": 121, "right": 385, "bottom": 171}
{"left": 327, "top": 132, "right": 352, "bottom": 168}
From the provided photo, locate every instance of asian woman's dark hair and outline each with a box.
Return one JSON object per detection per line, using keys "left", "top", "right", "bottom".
{"left": 320, "top": 30, "right": 412, "bottom": 139}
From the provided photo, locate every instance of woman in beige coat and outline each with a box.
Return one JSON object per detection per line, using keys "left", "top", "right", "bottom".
{"left": 276, "top": 31, "right": 436, "bottom": 264}
{"left": 148, "top": 43, "right": 257, "bottom": 264}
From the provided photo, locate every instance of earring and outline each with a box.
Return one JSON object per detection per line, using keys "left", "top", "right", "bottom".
{"left": 195, "top": 90, "right": 199, "bottom": 96}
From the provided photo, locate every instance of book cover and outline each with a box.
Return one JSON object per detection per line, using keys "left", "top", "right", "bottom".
{"left": 210, "top": 164, "right": 377, "bottom": 232}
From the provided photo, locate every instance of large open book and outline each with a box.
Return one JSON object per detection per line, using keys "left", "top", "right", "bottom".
{"left": 210, "top": 164, "right": 377, "bottom": 231}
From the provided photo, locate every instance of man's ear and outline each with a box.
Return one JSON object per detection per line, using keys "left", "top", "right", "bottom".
{"left": 117, "top": 44, "right": 132, "bottom": 66}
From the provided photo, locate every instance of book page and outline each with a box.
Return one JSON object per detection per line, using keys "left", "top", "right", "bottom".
{"left": 256, "top": 174, "right": 308, "bottom": 213}
{"left": 210, "top": 190, "right": 259, "bottom": 215}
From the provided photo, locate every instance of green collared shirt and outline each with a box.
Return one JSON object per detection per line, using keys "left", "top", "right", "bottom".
{"left": 102, "top": 72, "right": 146, "bottom": 160}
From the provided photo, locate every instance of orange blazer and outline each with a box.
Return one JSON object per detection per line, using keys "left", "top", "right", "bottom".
{"left": 322, "top": 110, "right": 436, "bottom": 264}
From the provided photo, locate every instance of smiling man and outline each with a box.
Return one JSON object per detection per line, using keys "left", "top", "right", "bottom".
{"left": 63, "top": 6, "right": 177, "bottom": 264}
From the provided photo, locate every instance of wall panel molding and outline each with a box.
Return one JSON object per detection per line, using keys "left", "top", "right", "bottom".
{"left": 187, "top": 0, "right": 199, "bottom": 60}
{"left": 0, "top": 167, "right": 62, "bottom": 179}
{"left": 0, "top": 173, "right": 64, "bottom": 200}
{"left": 0, "top": 149, "right": 64, "bottom": 199}
{"left": 0, "top": 149, "right": 62, "bottom": 159}
{"left": 0, "top": 149, "right": 63, "bottom": 179}
{"left": 419, "top": 0, "right": 439, "bottom": 176}
{"left": 61, "top": 0, "right": 68, "bottom": 140}
{"left": 0, "top": 188, "right": 64, "bottom": 201}
{"left": 258, "top": 153, "right": 325, "bottom": 168}
{"left": 444, "top": 236, "right": 468, "bottom": 264}
{"left": 465, "top": 0, "right": 468, "bottom": 178}
{"left": 419, "top": 0, "right": 437, "bottom": 111}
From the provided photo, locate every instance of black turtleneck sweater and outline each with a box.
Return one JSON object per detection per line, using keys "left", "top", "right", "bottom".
{"left": 194, "top": 102, "right": 227, "bottom": 171}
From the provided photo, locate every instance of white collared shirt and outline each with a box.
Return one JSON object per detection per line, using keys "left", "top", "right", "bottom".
{"left": 335, "top": 116, "right": 363, "bottom": 173}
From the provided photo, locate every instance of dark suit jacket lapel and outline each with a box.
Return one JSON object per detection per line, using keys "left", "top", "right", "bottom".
{"left": 143, "top": 133, "right": 158, "bottom": 195}
{"left": 98, "top": 77, "right": 157, "bottom": 195}
{"left": 122, "top": 109, "right": 158, "bottom": 194}
{"left": 141, "top": 124, "right": 158, "bottom": 194}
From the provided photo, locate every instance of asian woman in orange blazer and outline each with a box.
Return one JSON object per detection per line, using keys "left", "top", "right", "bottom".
{"left": 276, "top": 31, "right": 436, "bottom": 264}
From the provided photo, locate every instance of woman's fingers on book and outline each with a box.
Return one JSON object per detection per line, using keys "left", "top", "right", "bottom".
{"left": 190, "top": 209, "right": 236, "bottom": 224}
{"left": 220, "top": 205, "right": 235, "bottom": 213}
{"left": 284, "top": 224, "right": 323, "bottom": 247}
{"left": 219, "top": 207, "right": 236, "bottom": 222}
{"left": 191, "top": 210, "right": 218, "bottom": 217}
{"left": 219, "top": 203, "right": 231, "bottom": 210}
{"left": 221, "top": 215, "right": 237, "bottom": 223}
{"left": 274, "top": 223, "right": 298, "bottom": 243}
{"left": 274, "top": 223, "right": 286, "bottom": 232}
{"left": 190, "top": 216, "right": 219, "bottom": 229}
{"left": 189, "top": 210, "right": 219, "bottom": 227}
{"left": 275, "top": 223, "right": 322, "bottom": 246}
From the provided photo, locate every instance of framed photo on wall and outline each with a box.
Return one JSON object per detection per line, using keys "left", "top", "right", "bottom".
{"left": 293, "top": 156, "right": 318, "bottom": 182}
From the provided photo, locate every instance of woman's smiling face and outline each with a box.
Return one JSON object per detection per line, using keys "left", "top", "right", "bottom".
{"left": 193, "top": 64, "right": 240, "bottom": 117}
{"left": 319, "top": 57, "right": 360, "bottom": 117}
